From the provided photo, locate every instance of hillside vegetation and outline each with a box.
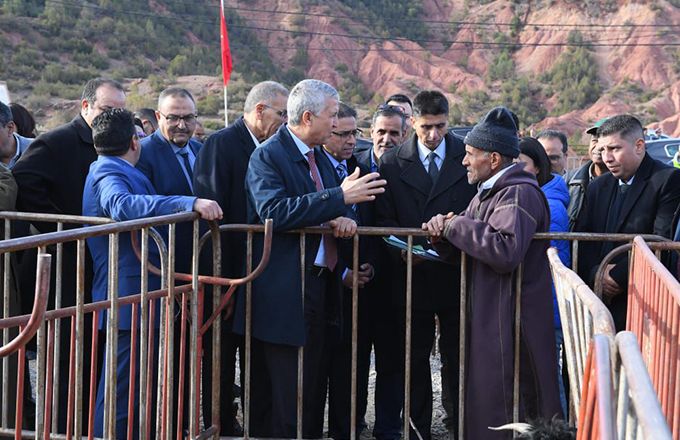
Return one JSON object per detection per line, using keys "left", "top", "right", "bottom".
{"left": 1, "top": 0, "right": 680, "bottom": 146}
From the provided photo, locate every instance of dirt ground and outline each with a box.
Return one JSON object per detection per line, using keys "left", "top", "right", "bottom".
{"left": 29, "top": 349, "right": 450, "bottom": 439}
{"left": 358, "top": 350, "right": 448, "bottom": 439}
{"left": 235, "top": 349, "right": 449, "bottom": 440}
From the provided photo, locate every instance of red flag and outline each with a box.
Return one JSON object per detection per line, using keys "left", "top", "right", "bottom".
{"left": 220, "top": 0, "right": 233, "bottom": 86}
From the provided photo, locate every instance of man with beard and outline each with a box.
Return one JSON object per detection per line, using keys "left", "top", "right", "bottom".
{"left": 423, "top": 106, "right": 561, "bottom": 439}
{"left": 375, "top": 90, "right": 476, "bottom": 439}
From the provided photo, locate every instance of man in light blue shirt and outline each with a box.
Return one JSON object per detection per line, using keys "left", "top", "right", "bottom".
{"left": 137, "top": 87, "right": 202, "bottom": 273}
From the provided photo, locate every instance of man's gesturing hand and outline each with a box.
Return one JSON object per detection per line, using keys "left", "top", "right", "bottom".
{"left": 329, "top": 216, "right": 357, "bottom": 238}
{"left": 193, "top": 199, "right": 223, "bottom": 221}
{"left": 422, "top": 212, "right": 455, "bottom": 242}
{"left": 340, "top": 168, "right": 386, "bottom": 205}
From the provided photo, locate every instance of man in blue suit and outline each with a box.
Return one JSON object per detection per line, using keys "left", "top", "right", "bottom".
{"left": 235, "top": 79, "right": 386, "bottom": 437}
{"left": 83, "top": 109, "right": 222, "bottom": 439}
{"left": 137, "top": 87, "right": 202, "bottom": 274}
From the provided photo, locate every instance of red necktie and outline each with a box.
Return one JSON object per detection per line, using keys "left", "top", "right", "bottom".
{"left": 306, "top": 150, "right": 338, "bottom": 271}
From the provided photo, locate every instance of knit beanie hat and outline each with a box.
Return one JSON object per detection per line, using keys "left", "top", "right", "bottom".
{"left": 464, "top": 106, "right": 520, "bottom": 158}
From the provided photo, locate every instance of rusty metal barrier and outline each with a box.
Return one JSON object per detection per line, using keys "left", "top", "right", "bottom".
{"left": 627, "top": 237, "right": 680, "bottom": 438}
{"left": 229, "top": 228, "right": 662, "bottom": 440}
{"left": 615, "top": 331, "right": 672, "bottom": 440}
{"left": 577, "top": 332, "right": 671, "bottom": 440}
{"left": 577, "top": 334, "right": 615, "bottom": 440}
{"left": 0, "top": 212, "right": 273, "bottom": 440}
{"left": 548, "top": 247, "right": 615, "bottom": 423}
{"left": 0, "top": 218, "right": 673, "bottom": 440}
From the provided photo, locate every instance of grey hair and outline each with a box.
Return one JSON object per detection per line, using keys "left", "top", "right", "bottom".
{"left": 287, "top": 79, "right": 339, "bottom": 126}
{"left": 157, "top": 87, "right": 195, "bottom": 109}
{"left": 244, "top": 81, "right": 289, "bottom": 113}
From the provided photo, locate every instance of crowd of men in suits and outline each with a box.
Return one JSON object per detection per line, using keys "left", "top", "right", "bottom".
{"left": 1, "top": 75, "right": 679, "bottom": 440}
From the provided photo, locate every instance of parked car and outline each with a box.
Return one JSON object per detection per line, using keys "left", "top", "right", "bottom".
{"left": 355, "top": 137, "right": 372, "bottom": 153}
{"left": 645, "top": 138, "right": 680, "bottom": 165}
{"left": 449, "top": 126, "right": 474, "bottom": 140}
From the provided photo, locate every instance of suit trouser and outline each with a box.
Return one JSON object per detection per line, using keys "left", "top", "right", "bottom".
{"left": 94, "top": 330, "right": 151, "bottom": 439}
{"left": 250, "top": 269, "right": 332, "bottom": 438}
{"left": 201, "top": 316, "right": 242, "bottom": 435}
{"left": 327, "top": 288, "right": 374, "bottom": 440}
{"left": 389, "top": 306, "right": 460, "bottom": 440}
{"left": 373, "top": 305, "right": 405, "bottom": 440}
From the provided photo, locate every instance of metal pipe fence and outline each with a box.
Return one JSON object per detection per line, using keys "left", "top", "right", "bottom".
{"left": 0, "top": 212, "right": 273, "bottom": 440}
{"left": 548, "top": 247, "right": 615, "bottom": 423}
{"left": 577, "top": 334, "right": 615, "bottom": 440}
{"left": 627, "top": 237, "right": 680, "bottom": 438}
{"left": 0, "top": 212, "right": 674, "bottom": 440}
{"left": 576, "top": 332, "right": 672, "bottom": 440}
{"left": 615, "top": 331, "right": 672, "bottom": 440}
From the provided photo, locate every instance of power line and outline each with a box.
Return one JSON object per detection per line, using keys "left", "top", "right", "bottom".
{"left": 220, "top": 3, "right": 680, "bottom": 29}
{"left": 42, "top": 0, "right": 680, "bottom": 49}
{"left": 223, "top": 14, "right": 670, "bottom": 39}
{"left": 140, "top": 0, "right": 680, "bottom": 30}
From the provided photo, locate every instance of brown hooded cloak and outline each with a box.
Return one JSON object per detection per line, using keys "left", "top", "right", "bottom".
{"left": 437, "top": 164, "right": 562, "bottom": 439}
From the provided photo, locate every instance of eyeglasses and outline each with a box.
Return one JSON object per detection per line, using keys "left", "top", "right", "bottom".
{"left": 263, "top": 104, "right": 287, "bottom": 119}
{"left": 159, "top": 112, "right": 198, "bottom": 126}
{"left": 331, "top": 128, "right": 363, "bottom": 139}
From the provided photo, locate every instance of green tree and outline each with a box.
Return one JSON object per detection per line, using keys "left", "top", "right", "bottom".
{"left": 546, "top": 45, "right": 601, "bottom": 114}
{"left": 3, "top": 0, "right": 44, "bottom": 16}
{"left": 486, "top": 50, "right": 515, "bottom": 83}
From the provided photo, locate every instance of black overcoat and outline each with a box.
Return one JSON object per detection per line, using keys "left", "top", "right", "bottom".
{"left": 374, "top": 133, "right": 476, "bottom": 311}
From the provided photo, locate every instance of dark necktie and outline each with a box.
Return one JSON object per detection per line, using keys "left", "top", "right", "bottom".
{"left": 306, "top": 151, "right": 338, "bottom": 271}
{"left": 336, "top": 163, "right": 348, "bottom": 180}
{"left": 428, "top": 152, "right": 440, "bottom": 183}
{"left": 605, "top": 184, "right": 630, "bottom": 233}
{"left": 336, "top": 163, "right": 358, "bottom": 213}
{"left": 370, "top": 155, "right": 378, "bottom": 173}
{"left": 178, "top": 149, "right": 194, "bottom": 184}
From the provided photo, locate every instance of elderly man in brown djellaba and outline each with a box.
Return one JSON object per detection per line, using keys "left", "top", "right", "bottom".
{"left": 423, "top": 106, "right": 562, "bottom": 439}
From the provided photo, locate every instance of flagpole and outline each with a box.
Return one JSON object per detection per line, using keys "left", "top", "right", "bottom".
{"left": 220, "top": 0, "right": 231, "bottom": 127}
{"left": 224, "top": 85, "right": 228, "bottom": 127}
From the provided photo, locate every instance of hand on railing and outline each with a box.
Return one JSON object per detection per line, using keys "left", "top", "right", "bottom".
{"left": 0, "top": 253, "right": 51, "bottom": 357}
{"left": 192, "top": 199, "right": 223, "bottom": 221}
{"left": 329, "top": 216, "right": 357, "bottom": 238}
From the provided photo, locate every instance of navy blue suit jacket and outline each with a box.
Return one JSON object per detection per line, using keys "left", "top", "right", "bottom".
{"left": 234, "top": 125, "right": 352, "bottom": 346}
{"left": 137, "top": 130, "right": 202, "bottom": 272}
{"left": 83, "top": 156, "right": 195, "bottom": 329}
